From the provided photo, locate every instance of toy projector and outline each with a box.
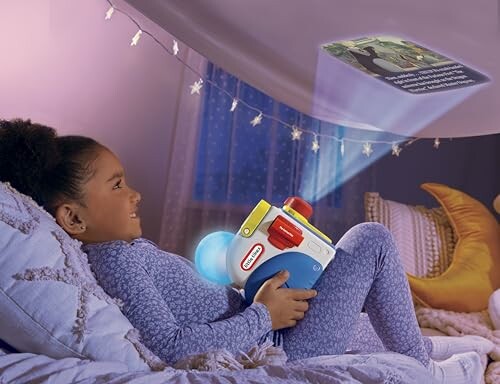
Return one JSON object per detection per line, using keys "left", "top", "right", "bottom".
{"left": 227, "top": 197, "right": 336, "bottom": 303}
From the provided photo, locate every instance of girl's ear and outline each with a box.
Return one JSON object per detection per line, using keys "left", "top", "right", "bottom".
{"left": 54, "top": 203, "right": 87, "bottom": 236}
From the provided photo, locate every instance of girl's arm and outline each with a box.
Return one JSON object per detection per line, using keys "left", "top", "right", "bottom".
{"left": 90, "top": 245, "right": 272, "bottom": 365}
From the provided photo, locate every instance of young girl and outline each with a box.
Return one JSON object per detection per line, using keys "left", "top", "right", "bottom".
{"left": 0, "top": 119, "right": 492, "bottom": 383}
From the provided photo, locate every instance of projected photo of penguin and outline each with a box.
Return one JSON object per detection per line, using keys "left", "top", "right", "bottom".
{"left": 322, "top": 35, "right": 489, "bottom": 94}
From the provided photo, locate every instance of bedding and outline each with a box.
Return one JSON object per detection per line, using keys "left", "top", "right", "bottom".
{"left": 366, "top": 185, "right": 500, "bottom": 383}
{"left": 0, "top": 350, "right": 437, "bottom": 384}
{"left": 0, "top": 180, "right": 490, "bottom": 383}
{"left": 0, "top": 181, "right": 162, "bottom": 370}
{"left": 415, "top": 305, "right": 500, "bottom": 383}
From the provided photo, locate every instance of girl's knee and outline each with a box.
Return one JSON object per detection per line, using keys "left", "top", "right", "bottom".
{"left": 337, "top": 222, "right": 396, "bottom": 261}
{"left": 344, "top": 222, "right": 392, "bottom": 242}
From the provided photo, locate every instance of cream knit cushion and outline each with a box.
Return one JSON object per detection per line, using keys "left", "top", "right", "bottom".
{"left": 0, "top": 182, "right": 165, "bottom": 371}
{"left": 364, "top": 192, "right": 457, "bottom": 277}
{"left": 488, "top": 289, "right": 500, "bottom": 330}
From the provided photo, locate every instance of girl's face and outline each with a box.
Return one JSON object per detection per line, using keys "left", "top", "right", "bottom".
{"left": 77, "top": 147, "right": 142, "bottom": 244}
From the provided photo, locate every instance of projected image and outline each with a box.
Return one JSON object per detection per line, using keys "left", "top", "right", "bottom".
{"left": 322, "top": 35, "right": 489, "bottom": 94}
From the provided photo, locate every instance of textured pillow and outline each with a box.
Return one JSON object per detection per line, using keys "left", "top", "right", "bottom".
{"left": 0, "top": 182, "right": 165, "bottom": 370}
{"left": 365, "top": 191, "right": 457, "bottom": 277}
{"left": 488, "top": 289, "right": 500, "bottom": 330}
{"left": 407, "top": 183, "right": 500, "bottom": 312}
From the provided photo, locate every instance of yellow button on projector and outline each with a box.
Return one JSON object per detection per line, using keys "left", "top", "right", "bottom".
{"left": 239, "top": 200, "right": 271, "bottom": 238}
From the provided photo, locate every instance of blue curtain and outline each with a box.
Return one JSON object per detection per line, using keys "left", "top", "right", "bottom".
{"left": 194, "top": 63, "right": 351, "bottom": 208}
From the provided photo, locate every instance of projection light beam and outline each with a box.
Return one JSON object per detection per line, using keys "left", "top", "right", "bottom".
{"left": 301, "top": 35, "right": 489, "bottom": 202}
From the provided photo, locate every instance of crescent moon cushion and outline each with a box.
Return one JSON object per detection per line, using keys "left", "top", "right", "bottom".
{"left": 407, "top": 183, "right": 500, "bottom": 312}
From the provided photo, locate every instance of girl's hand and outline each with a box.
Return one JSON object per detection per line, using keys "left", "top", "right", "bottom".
{"left": 253, "top": 270, "right": 317, "bottom": 330}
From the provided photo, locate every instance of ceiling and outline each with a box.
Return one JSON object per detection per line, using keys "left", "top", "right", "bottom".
{"left": 125, "top": 0, "right": 500, "bottom": 138}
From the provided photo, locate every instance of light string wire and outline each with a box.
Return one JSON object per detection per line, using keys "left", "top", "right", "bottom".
{"left": 103, "top": 0, "right": 443, "bottom": 156}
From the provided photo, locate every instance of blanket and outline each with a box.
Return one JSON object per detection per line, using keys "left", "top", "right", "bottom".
{"left": 416, "top": 306, "right": 500, "bottom": 384}
{"left": 0, "top": 350, "right": 436, "bottom": 384}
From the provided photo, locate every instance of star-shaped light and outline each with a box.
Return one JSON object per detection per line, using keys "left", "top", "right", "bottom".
{"left": 392, "top": 143, "right": 402, "bottom": 156}
{"left": 250, "top": 113, "right": 263, "bottom": 127}
{"left": 291, "top": 125, "right": 302, "bottom": 140}
{"left": 173, "top": 40, "right": 179, "bottom": 56}
{"left": 340, "top": 140, "right": 345, "bottom": 157}
{"left": 434, "top": 138, "right": 440, "bottom": 149}
{"left": 311, "top": 136, "right": 320, "bottom": 153}
{"left": 230, "top": 98, "right": 238, "bottom": 112}
{"left": 362, "top": 142, "right": 373, "bottom": 157}
{"left": 189, "top": 79, "right": 203, "bottom": 95}
{"left": 105, "top": 6, "right": 114, "bottom": 20}
{"left": 130, "top": 30, "right": 142, "bottom": 46}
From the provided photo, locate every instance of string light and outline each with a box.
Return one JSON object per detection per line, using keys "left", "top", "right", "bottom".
{"left": 103, "top": 0, "right": 438, "bottom": 157}
{"left": 291, "top": 125, "right": 302, "bottom": 140}
{"left": 311, "top": 135, "right": 320, "bottom": 153}
{"left": 362, "top": 142, "right": 373, "bottom": 157}
{"left": 391, "top": 143, "right": 402, "bottom": 156}
{"left": 130, "top": 30, "right": 142, "bottom": 46}
{"left": 250, "top": 112, "right": 263, "bottom": 127}
{"left": 105, "top": 6, "right": 114, "bottom": 20}
{"left": 230, "top": 98, "right": 238, "bottom": 112}
{"left": 189, "top": 79, "right": 203, "bottom": 95}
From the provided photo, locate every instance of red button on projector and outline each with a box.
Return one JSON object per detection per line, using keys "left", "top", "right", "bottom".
{"left": 267, "top": 215, "right": 304, "bottom": 250}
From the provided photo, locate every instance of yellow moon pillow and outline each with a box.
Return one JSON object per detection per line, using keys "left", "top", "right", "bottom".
{"left": 407, "top": 183, "right": 500, "bottom": 312}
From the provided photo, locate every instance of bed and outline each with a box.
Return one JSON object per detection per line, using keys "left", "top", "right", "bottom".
{"left": 1, "top": 180, "right": 498, "bottom": 383}
{"left": 365, "top": 184, "right": 500, "bottom": 383}
{"left": 0, "top": 348, "right": 435, "bottom": 384}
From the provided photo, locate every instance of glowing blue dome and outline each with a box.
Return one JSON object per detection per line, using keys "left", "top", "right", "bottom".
{"left": 194, "top": 231, "right": 234, "bottom": 285}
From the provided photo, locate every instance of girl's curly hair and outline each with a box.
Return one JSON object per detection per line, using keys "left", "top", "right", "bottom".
{"left": 0, "top": 118, "right": 102, "bottom": 214}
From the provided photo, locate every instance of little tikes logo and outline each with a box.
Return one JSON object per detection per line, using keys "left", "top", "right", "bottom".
{"left": 241, "top": 243, "right": 265, "bottom": 271}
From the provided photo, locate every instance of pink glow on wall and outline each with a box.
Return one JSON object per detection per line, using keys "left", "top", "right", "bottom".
{"left": 0, "top": 0, "right": 203, "bottom": 242}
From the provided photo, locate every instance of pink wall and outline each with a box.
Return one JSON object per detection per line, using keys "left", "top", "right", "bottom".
{"left": 0, "top": 0, "right": 200, "bottom": 242}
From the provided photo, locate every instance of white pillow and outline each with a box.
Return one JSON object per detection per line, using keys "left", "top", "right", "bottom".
{"left": 0, "top": 182, "right": 165, "bottom": 371}
{"left": 488, "top": 289, "right": 500, "bottom": 330}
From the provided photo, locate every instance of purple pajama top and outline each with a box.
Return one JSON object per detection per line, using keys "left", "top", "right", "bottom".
{"left": 83, "top": 238, "right": 274, "bottom": 364}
